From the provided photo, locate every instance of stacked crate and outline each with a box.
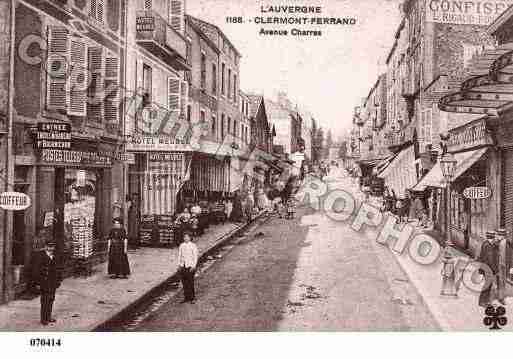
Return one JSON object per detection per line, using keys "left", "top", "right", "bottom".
{"left": 70, "top": 217, "right": 93, "bottom": 258}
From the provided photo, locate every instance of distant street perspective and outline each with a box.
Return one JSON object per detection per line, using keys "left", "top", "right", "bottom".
{"left": 134, "top": 167, "right": 440, "bottom": 331}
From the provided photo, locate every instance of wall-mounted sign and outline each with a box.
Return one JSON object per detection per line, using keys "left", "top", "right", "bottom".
{"left": 463, "top": 186, "right": 492, "bottom": 200}
{"left": 447, "top": 119, "right": 493, "bottom": 152}
{"left": 36, "top": 122, "right": 71, "bottom": 149}
{"left": 136, "top": 16, "right": 155, "bottom": 32}
{"left": 39, "top": 149, "right": 112, "bottom": 166}
{"left": 149, "top": 152, "right": 185, "bottom": 162}
{"left": 426, "top": 0, "right": 513, "bottom": 25}
{"left": 0, "top": 192, "right": 31, "bottom": 211}
{"left": 125, "top": 135, "right": 193, "bottom": 152}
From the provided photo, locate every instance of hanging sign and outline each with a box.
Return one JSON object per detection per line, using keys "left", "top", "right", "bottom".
{"left": 36, "top": 122, "right": 71, "bottom": 149}
{"left": 0, "top": 192, "right": 31, "bottom": 211}
{"left": 463, "top": 186, "right": 492, "bottom": 200}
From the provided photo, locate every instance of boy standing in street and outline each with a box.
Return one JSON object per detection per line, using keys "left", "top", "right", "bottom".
{"left": 37, "top": 242, "right": 61, "bottom": 325}
{"left": 178, "top": 231, "right": 199, "bottom": 303}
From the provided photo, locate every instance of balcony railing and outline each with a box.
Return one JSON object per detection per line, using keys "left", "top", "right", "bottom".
{"left": 136, "top": 10, "right": 188, "bottom": 70}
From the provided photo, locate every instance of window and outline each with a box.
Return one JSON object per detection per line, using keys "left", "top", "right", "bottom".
{"left": 228, "top": 69, "right": 232, "bottom": 99}
{"left": 186, "top": 41, "right": 192, "bottom": 65}
{"left": 221, "top": 114, "right": 225, "bottom": 138}
{"left": 470, "top": 198, "right": 487, "bottom": 240}
{"left": 212, "top": 116, "right": 216, "bottom": 138}
{"left": 144, "top": 0, "right": 152, "bottom": 10}
{"left": 186, "top": 104, "right": 191, "bottom": 122}
{"left": 143, "top": 63, "right": 152, "bottom": 102}
{"left": 233, "top": 74, "right": 237, "bottom": 103}
{"left": 221, "top": 63, "right": 225, "bottom": 95}
{"left": 234, "top": 120, "right": 238, "bottom": 137}
{"left": 200, "top": 53, "right": 206, "bottom": 90}
{"left": 89, "top": 0, "right": 105, "bottom": 23}
{"left": 228, "top": 117, "right": 232, "bottom": 136}
{"left": 212, "top": 63, "right": 217, "bottom": 95}
{"left": 421, "top": 108, "right": 433, "bottom": 144}
{"left": 200, "top": 110, "right": 206, "bottom": 124}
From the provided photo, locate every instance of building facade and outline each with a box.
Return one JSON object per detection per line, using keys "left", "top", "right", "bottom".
{"left": 0, "top": 0, "right": 130, "bottom": 302}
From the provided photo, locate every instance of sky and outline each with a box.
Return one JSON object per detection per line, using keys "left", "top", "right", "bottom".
{"left": 187, "top": 0, "right": 403, "bottom": 139}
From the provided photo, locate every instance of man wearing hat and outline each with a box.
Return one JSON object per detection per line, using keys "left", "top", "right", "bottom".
{"left": 36, "top": 241, "right": 61, "bottom": 325}
{"left": 478, "top": 231, "right": 500, "bottom": 307}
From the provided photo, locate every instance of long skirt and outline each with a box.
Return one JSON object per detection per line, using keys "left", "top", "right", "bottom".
{"left": 108, "top": 249, "right": 131, "bottom": 276}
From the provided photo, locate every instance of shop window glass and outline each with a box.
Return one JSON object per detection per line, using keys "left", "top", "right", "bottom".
{"left": 64, "top": 169, "right": 97, "bottom": 259}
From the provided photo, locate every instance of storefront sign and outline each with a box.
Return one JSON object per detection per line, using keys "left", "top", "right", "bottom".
{"left": 125, "top": 135, "right": 193, "bottom": 152}
{"left": 39, "top": 149, "right": 112, "bottom": 166}
{"left": 463, "top": 186, "right": 492, "bottom": 199}
{"left": 0, "top": 192, "right": 31, "bottom": 211}
{"left": 426, "top": 0, "right": 512, "bottom": 25}
{"left": 36, "top": 122, "right": 71, "bottom": 149}
{"left": 447, "top": 119, "right": 493, "bottom": 152}
{"left": 149, "top": 152, "right": 184, "bottom": 162}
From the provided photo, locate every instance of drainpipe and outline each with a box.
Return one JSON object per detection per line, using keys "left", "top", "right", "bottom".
{"left": 3, "top": 0, "right": 15, "bottom": 302}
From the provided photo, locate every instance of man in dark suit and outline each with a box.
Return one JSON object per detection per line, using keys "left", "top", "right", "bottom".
{"left": 37, "top": 242, "right": 61, "bottom": 325}
{"left": 479, "top": 231, "right": 500, "bottom": 308}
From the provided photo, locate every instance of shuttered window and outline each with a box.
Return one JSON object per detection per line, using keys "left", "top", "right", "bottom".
{"left": 145, "top": 0, "right": 152, "bottom": 10}
{"left": 180, "top": 80, "right": 187, "bottom": 115}
{"left": 169, "top": 0, "right": 183, "bottom": 33}
{"left": 89, "top": 0, "right": 105, "bottom": 23}
{"left": 167, "top": 76, "right": 180, "bottom": 112}
{"left": 87, "top": 46, "right": 105, "bottom": 122}
{"left": 104, "top": 53, "right": 120, "bottom": 125}
{"left": 46, "top": 26, "right": 69, "bottom": 112}
{"left": 68, "top": 36, "right": 87, "bottom": 116}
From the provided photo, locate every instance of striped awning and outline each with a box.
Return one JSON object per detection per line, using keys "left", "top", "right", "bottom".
{"left": 439, "top": 44, "right": 513, "bottom": 115}
{"left": 412, "top": 147, "right": 489, "bottom": 191}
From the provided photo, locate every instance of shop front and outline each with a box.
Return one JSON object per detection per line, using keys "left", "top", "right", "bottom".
{"left": 412, "top": 117, "right": 497, "bottom": 255}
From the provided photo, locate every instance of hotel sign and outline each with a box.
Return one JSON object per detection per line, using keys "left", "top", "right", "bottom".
{"left": 447, "top": 119, "right": 493, "bottom": 152}
{"left": 125, "top": 135, "right": 193, "bottom": 152}
{"left": 426, "top": 0, "right": 513, "bottom": 25}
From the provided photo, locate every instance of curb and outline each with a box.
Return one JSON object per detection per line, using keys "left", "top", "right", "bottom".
{"left": 92, "top": 214, "right": 266, "bottom": 331}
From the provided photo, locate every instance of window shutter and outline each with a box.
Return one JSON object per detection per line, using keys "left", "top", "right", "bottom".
{"left": 104, "top": 53, "right": 120, "bottom": 126}
{"left": 97, "top": 0, "right": 104, "bottom": 23}
{"left": 46, "top": 26, "right": 69, "bottom": 111}
{"left": 170, "top": 0, "right": 183, "bottom": 33}
{"left": 180, "top": 80, "right": 188, "bottom": 114}
{"left": 87, "top": 46, "right": 105, "bottom": 123}
{"left": 145, "top": 0, "right": 152, "bottom": 10}
{"left": 168, "top": 77, "right": 180, "bottom": 119}
{"left": 68, "top": 36, "right": 87, "bottom": 116}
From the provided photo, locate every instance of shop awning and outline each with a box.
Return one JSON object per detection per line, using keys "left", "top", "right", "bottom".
{"left": 412, "top": 147, "right": 489, "bottom": 191}
{"left": 378, "top": 146, "right": 412, "bottom": 179}
{"left": 439, "top": 44, "right": 513, "bottom": 115}
{"left": 374, "top": 155, "right": 396, "bottom": 176}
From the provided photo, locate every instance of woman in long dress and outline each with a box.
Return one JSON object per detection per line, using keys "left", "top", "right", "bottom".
{"left": 228, "top": 190, "right": 243, "bottom": 222}
{"left": 107, "top": 219, "right": 131, "bottom": 279}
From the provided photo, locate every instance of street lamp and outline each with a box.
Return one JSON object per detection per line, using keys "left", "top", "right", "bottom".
{"left": 440, "top": 153, "right": 457, "bottom": 247}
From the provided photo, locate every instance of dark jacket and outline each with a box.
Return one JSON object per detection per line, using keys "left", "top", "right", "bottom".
{"left": 479, "top": 241, "right": 499, "bottom": 275}
{"left": 36, "top": 251, "right": 61, "bottom": 293}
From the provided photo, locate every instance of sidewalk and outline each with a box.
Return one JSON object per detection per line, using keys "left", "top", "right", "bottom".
{"left": 0, "top": 220, "right": 250, "bottom": 331}
{"left": 358, "top": 189, "right": 513, "bottom": 330}
{"left": 384, "top": 226, "right": 513, "bottom": 331}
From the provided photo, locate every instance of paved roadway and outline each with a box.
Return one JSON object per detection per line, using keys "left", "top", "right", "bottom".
{"left": 135, "top": 168, "right": 440, "bottom": 331}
